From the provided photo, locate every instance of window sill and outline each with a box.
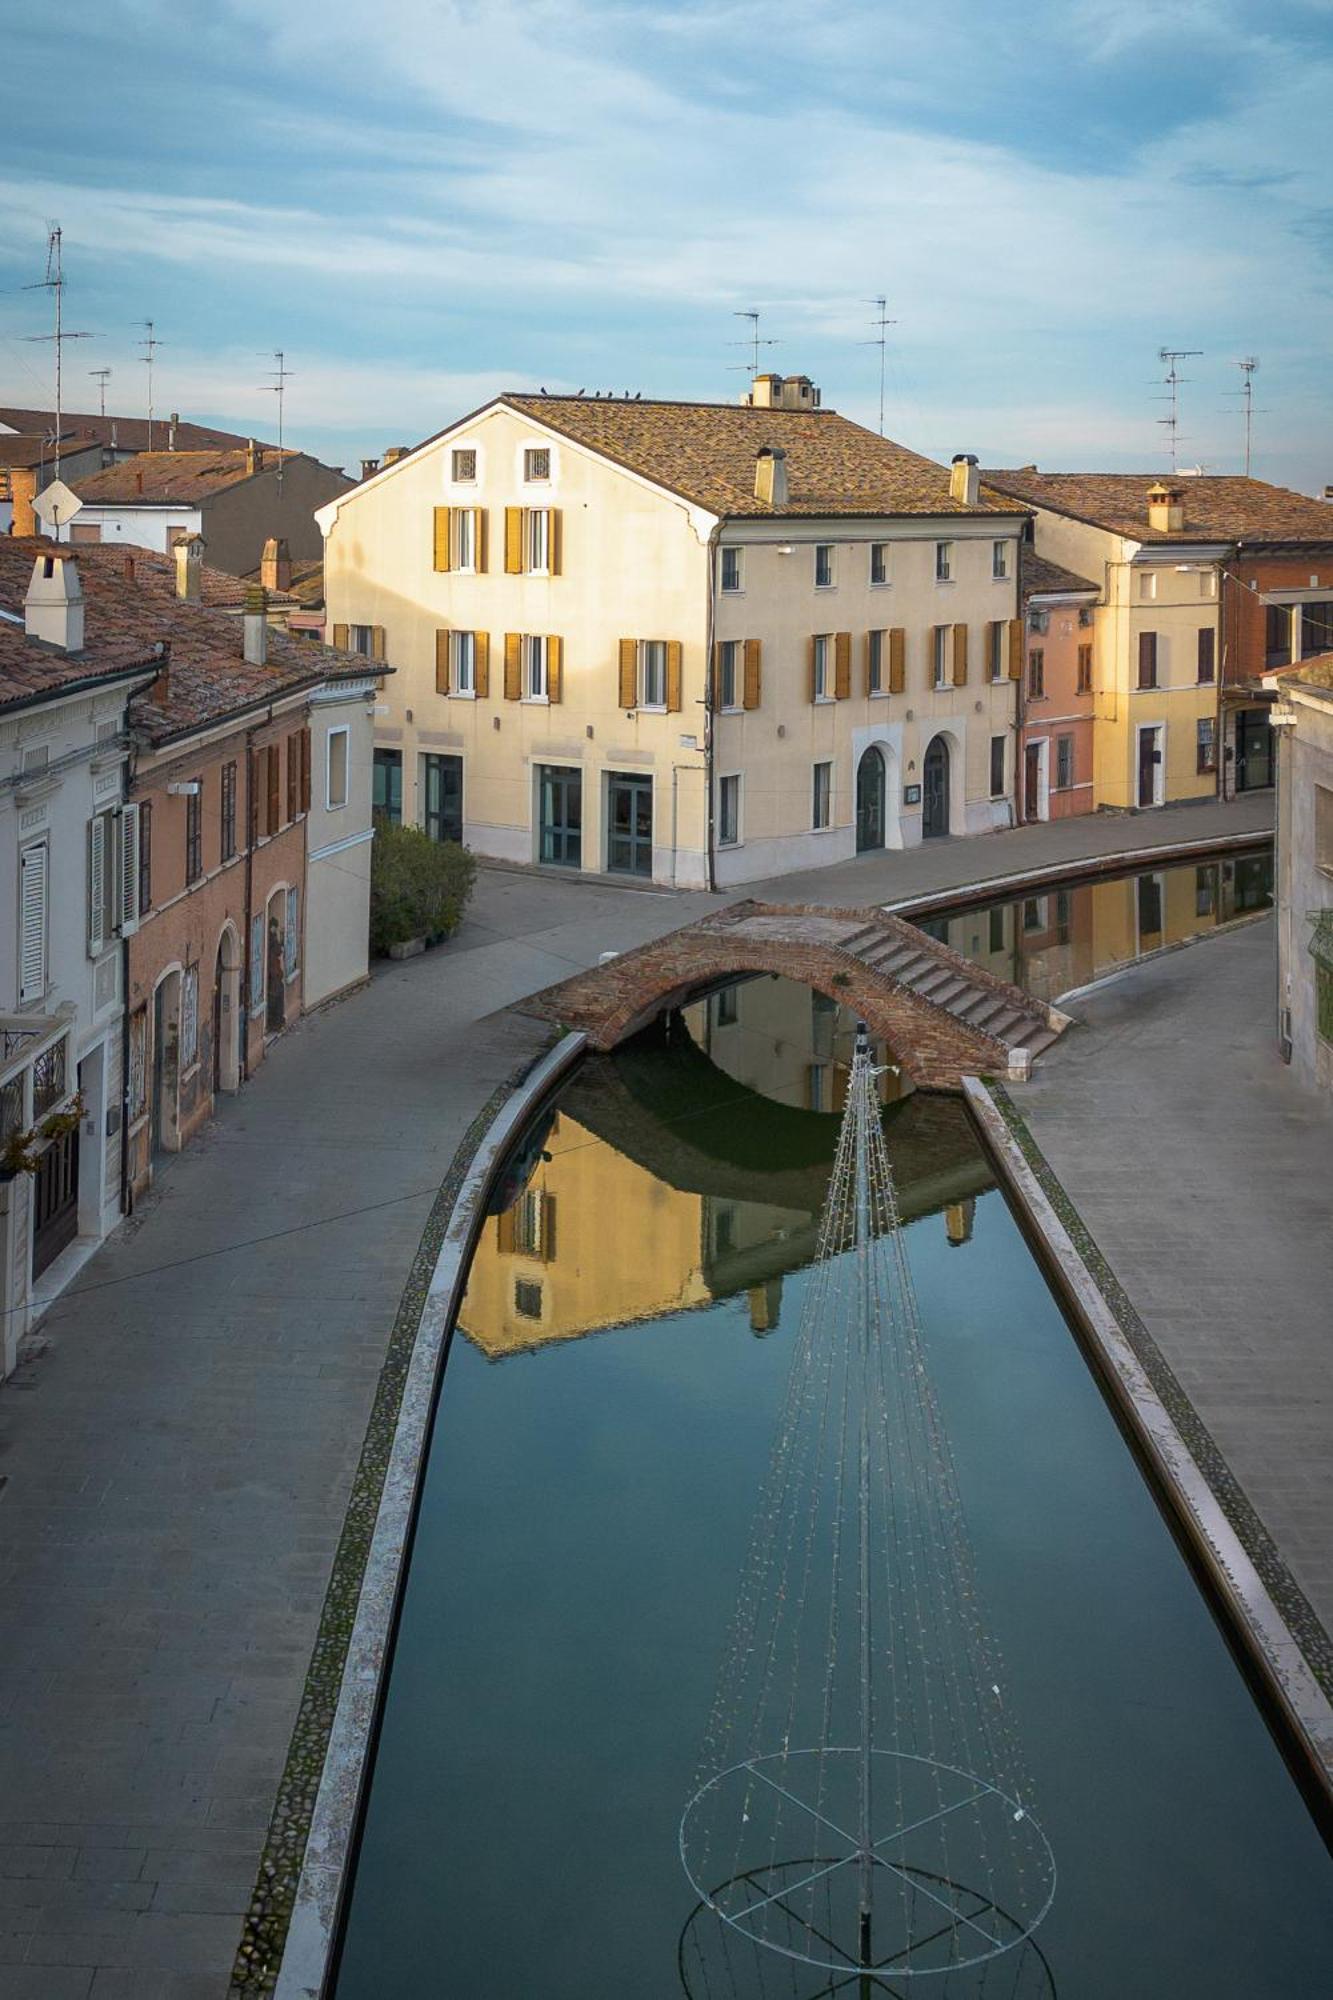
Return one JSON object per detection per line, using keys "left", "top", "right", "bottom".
{"left": 813, "top": 695, "right": 835, "bottom": 706}
{"left": 449, "top": 690, "right": 477, "bottom": 701}
{"left": 521, "top": 695, "right": 550, "bottom": 707}
{"left": 811, "top": 824, "right": 836, "bottom": 835}
{"left": 868, "top": 688, "right": 890, "bottom": 700}
{"left": 991, "top": 575, "right": 1010, "bottom": 585}
{"left": 934, "top": 578, "right": 955, "bottom": 588}
{"left": 869, "top": 579, "right": 891, "bottom": 590}
{"left": 326, "top": 800, "right": 349, "bottom": 813}
{"left": 718, "top": 704, "right": 743, "bottom": 716}
{"left": 638, "top": 703, "right": 668, "bottom": 715}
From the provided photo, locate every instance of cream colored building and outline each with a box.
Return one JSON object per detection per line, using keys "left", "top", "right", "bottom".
{"left": 318, "top": 380, "right": 1028, "bottom": 887}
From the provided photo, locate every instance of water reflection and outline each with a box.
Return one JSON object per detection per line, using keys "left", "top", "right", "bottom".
{"left": 917, "top": 849, "right": 1273, "bottom": 1005}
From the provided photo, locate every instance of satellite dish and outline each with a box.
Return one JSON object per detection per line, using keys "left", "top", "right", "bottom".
{"left": 32, "top": 479, "right": 84, "bottom": 531}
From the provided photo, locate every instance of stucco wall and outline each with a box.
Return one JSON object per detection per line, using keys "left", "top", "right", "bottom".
{"left": 1277, "top": 692, "right": 1333, "bottom": 1091}
{"left": 305, "top": 685, "right": 376, "bottom": 1007}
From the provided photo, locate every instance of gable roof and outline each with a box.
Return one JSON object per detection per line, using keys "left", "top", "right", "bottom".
{"left": 0, "top": 540, "right": 379, "bottom": 745}
{"left": 68, "top": 448, "right": 303, "bottom": 508}
{"left": 0, "top": 407, "right": 268, "bottom": 455}
{"left": 1020, "top": 548, "right": 1098, "bottom": 602}
{"left": 983, "top": 468, "right": 1333, "bottom": 546}
{"left": 76, "top": 542, "right": 300, "bottom": 614}
{"left": 0, "top": 431, "right": 102, "bottom": 472}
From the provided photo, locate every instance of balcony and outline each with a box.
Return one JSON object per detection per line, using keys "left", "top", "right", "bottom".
{"left": 0, "top": 1014, "right": 74, "bottom": 1147}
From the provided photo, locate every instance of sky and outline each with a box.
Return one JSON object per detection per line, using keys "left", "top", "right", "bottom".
{"left": 3, "top": 0, "right": 1332, "bottom": 490}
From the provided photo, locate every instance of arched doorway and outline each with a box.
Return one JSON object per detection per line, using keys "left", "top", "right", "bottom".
{"left": 855, "top": 747, "right": 887, "bottom": 853}
{"left": 213, "top": 927, "right": 241, "bottom": 1094}
{"left": 922, "top": 735, "right": 950, "bottom": 838}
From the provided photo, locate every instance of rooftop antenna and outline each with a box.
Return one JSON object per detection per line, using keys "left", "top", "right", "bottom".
{"left": 861, "top": 295, "right": 897, "bottom": 436}
{"left": 728, "top": 308, "right": 779, "bottom": 384}
{"left": 258, "top": 348, "right": 292, "bottom": 489}
{"left": 139, "top": 320, "right": 164, "bottom": 452}
{"left": 1156, "top": 346, "right": 1202, "bottom": 474}
{"left": 1228, "top": 357, "right": 1264, "bottom": 477}
{"left": 23, "top": 224, "right": 93, "bottom": 489}
{"left": 89, "top": 366, "right": 112, "bottom": 418}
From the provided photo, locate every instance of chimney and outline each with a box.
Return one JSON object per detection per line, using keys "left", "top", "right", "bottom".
{"left": 134, "top": 469, "right": 144, "bottom": 495}
{"left": 168, "top": 412, "right": 179, "bottom": 449}
{"left": 245, "top": 438, "right": 263, "bottom": 477}
{"left": 754, "top": 445, "right": 789, "bottom": 508}
{"left": 123, "top": 553, "right": 136, "bottom": 583}
{"left": 1146, "top": 481, "right": 1186, "bottom": 532}
{"left": 174, "top": 535, "right": 204, "bottom": 602}
{"left": 24, "top": 552, "right": 85, "bottom": 653}
{"left": 949, "top": 453, "right": 980, "bottom": 507}
{"left": 381, "top": 445, "right": 409, "bottom": 466}
{"left": 746, "top": 374, "right": 821, "bottom": 412}
{"left": 260, "top": 536, "right": 292, "bottom": 592}
{"left": 11, "top": 467, "right": 37, "bottom": 537}
{"left": 243, "top": 584, "right": 269, "bottom": 665}
{"left": 360, "top": 457, "right": 381, "bottom": 482}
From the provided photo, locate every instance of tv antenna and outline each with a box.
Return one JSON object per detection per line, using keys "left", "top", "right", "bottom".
{"left": 89, "top": 366, "right": 112, "bottom": 418}
{"left": 861, "top": 295, "right": 897, "bottom": 436}
{"left": 1155, "top": 346, "right": 1202, "bottom": 474}
{"left": 258, "top": 349, "right": 292, "bottom": 488}
{"left": 23, "top": 224, "right": 93, "bottom": 487}
{"left": 729, "top": 309, "right": 779, "bottom": 383}
{"left": 1227, "top": 357, "right": 1265, "bottom": 477}
{"left": 139, "top": 320, "right": 164, "bottom": 451}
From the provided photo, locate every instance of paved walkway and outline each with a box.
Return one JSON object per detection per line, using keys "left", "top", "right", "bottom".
{"left": 1010, "top": 917, "right": 1333, "bottom": 1641}
{"left": 0, "top": 797, "right": 1278, "bottom": 1996}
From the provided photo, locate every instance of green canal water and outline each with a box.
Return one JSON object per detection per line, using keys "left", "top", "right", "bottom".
{"left": 331, "top": 958, "right": 1332, "bottom": 2000}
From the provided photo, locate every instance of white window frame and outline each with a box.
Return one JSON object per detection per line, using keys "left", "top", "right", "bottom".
{"left": 992, "top": 539, "right": 1009, "bottom": 580}
{"left": 814, "top": 544, "right": 835, "bottom": 589}
{"left": 812, "top": 760, "right": 833, "bottom": 830}
{"left": 18, "top": 838, "right": 49, "bottom": 1005}
{"left": 326, "top": 724, "right": 350, "bottom": 810}
{"left": 867, "top": 628, "right": 885, "bottom": 696}
{"left": 639, "top": 640, "right": 668, "bottom": 710}
{"left": 526, "top": 507, "right": 551, "bottom": 576}
{"left": 717, "top": 639, "right": 740, "bottom": 711}
{"left": 1139, "top": 569, "right": 1157, "bottom": 601}
{"left": 452, "top": 629, "right": 477, "bottom": 697}
{"left": 524, "top": 635, "right": 549, "bottom": 702}
{"left": 453, "top": 507, "right": 476, "bottom": 574}
{"left": 348, "top": 624, "right": 376, "bottom": 658}
{"left": 935, "top": 540, "right": 954, "bottom": 583}
{"left": 88, "top": 806, "right": 138, "bottom": 956}
{"left": 932, "top": 626, "right": 950, "bottom": 690}
{"left": 869, "top": 542, "right": 889, "bottom": 587}
{"left": 988, "top": 622, "right": 1006, "bottom": 681}
{"left": 451, "top": 446, "right": 478, "bottom": 483}
{"left": 718, "top": 772, "right": 742, "bottom": 848}
{"left": 813, "top": 634, "right": 833, "bottom": 703}
{"left": 524, "top": 446, "right": 551, "bottom": 483}
{"left": 720, "top": 547, "right": 743, "bottom": 594}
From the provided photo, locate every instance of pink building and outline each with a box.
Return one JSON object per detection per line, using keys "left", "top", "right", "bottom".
{"left": 1018, "top": 549, "right": 1099, "bottom": 820}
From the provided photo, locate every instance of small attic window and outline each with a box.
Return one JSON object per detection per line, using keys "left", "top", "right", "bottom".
{"left": 524, "top": 448, "right": 551, "bottom": 482}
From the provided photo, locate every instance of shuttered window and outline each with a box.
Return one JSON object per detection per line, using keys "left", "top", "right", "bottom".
{"left": 1028, "top": 649, "right": 1045, "bottom": 698}
{"left": 221, "top": 761, "right": 237, "bottom": 860}
{"left": 287, "top": 733, "right": 300, "bottom": 823}
{"left": 1197, "top": 628, "right": 1216, "bottom": 684}
{"left": 1138, "top": 631, "right": 1158, "bottom": 689}
{"left": 867, "top": 629, "right": 885, "bottom": 695}
{"left": 119, "top": 803, "right": 141, "bottom": 937}
{"left": 138, "top": 801, "right": 154, "bottom": 913}
{"left": 186, "top": 783, "right": 203, "bottom": 883}
{"left": 266, "top": 745, "right": 280, "bottom": 832}
{"left": 888, "top": 628, "right": 906, "bottom": 695}
{"left": 742, "top": 638, "right": 761, "bottom": 712}
{"left": 19, "top": 840, "right": 48, "bottom": 1003}
{"left": 1077, "top": 644, "right": 1093, "bottom": 694}
{"left": 952, "top": 623, "right": 968, "bottom": 686}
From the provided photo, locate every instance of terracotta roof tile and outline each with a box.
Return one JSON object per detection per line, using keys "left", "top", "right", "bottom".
{"left": 69, "top": 447, "right": 302, "bottom": 507}
{"left": 1019, "top": 547, "right": 1098, "bottom": 601}
{"left": 0, "top": 407, "right": 269, "bottom": 454}
{"left": 77, "top": 543, "right": 300, "bottom": 612}
{"left": 0, "top": 431, "right": 101, "bottom": 471}
{"left": 982, "top": 468, "right": 1333, "bottom": 545}
{"left": 501, "top": 394, "right": 1026, "bottom": 520}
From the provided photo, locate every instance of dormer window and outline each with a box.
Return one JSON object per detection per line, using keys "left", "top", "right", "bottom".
{"left": 524, "top": 447, "right": 551, "bottom": 482}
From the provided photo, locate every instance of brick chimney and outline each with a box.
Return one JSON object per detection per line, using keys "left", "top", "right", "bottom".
{"left": 245, "top": 438, "right": 264, "bottom": 478}
{"left": 243, "top": 585, "right": 268, "bottom": 665}
{"left": 360, "top": 458, "right": 381, "bottom": 482}
{"left": 25, "top": 552, "right": 84, "bottom": 653}
{"left": 174, "top": 534, "right": 204, "bottom": 602}
{"left": 754, "top": 445, "right": 789, "bottom": 507}
{"left": 260, "top": 536, "right": 292, "bottom": 592}
{"left": 949, "top": 453, "right": 980, "bottom": 506}
{"left": 1146, "top": 481, "right": 1186, "bottom": 532}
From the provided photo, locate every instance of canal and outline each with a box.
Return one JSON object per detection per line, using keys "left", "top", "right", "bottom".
{"left": 330, "top": 954, "right": 1333, "bottom": 1998}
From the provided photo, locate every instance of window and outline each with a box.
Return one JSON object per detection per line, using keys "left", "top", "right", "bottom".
{"left": 932, "top": 625, "right": 950, "bottom": 689}
{"left": 512, "top": 1186, "right": 556, "bottom": 1259}
{"left": 18, "top": 840, "right": 48, "bottom": 1003}
{"left": 867, "top": 628, "right": 884, "bottom": 695}
{"left": 1028, "top": 608, "right": 1049, "bottom": 634}
{"left": 286, "top": 733, "right": 301, "bottom": 823}
{"left": 524, "top": 447, "right": 550, "bottom": 482}
{"left": 1138, "top": 631, "right": 1158, "bottom": 689}
{"left": 526, "top": 635, "right": 550, "bottom": 701}
{"left": 1197, "top": 627, "right": 1216, "bottom": 684}
{"left": 1265, "top": 604, "right": 1292, "bottom": 668}
{"left": 514, "top": 1278, "right": 543, "bottom": 1320}
{"left": 327, "top": 728, "right": 349, "bottom": 810}
{"left": 1302, "top": 602, "right": 1333, "bottom": 657}
{"left": 1056, "top": 734, "right": 1074, "bottom": 790}
{"left": 1028, "top": 649, "right": 1045, "bottom": 698}
{"left": 1138, "top": 570, "right": 1157, "bottom": 601}
{"left": 870, "top": 543, "right": 888, "bottom": 586}
{"left": 719, "top": 773, "right": 740, "bottom": 847}
{"left": 713, "top": 985, "right": 739, "bottom": 1027}
{"left": 812, "top": 760, "right": 832, "bottom": 829}
{"left": 454, "top": 506, "right": 476, "bottom": 572}
{"left": 1196, "top": 864, "right": 1217, "bottom": 916}
{"left": 815, "top": 544, "right": 834, "bottom": 588}
{"left": 1199, "top": 570, "right": 1217, "bottom": 599}
{"left": 128, "top": 1006, "right": 147, "bottom": 1120}
{"left": 639, "top": 640, "right": 667, "bottom": 708}
{"left": 452, "top": 630, "right": 477, "bottom": 695}
{"left": 988, "top": 623, "right": 1006, "bottom": 681}
{"left": 181, "top": 965, "right": 199, "bottom": 1070}
{"left": 812, "top": 634, "right": 833, "bottom": 701}
{"left": 373, "top": 748, "right": 402, "bottom": 826}
{"left": 988, "top": 906, "right": 1005, "bottom": 954}
{"left": 526, "top": 507, "right": 551, "bottom": 574}
{"left": 1078, "top": 606, "right": 1094, "bottom": 628}
{"left": 348, "top": 624, "right": 377, "bottom": 657}
{"left": 992, "top": 540, "right": 1009, "bottom": 580}
{"left": 935, "top": 541, "right": 953, "bottom": 582}
{"left": 1023, "top": 897, "right": 1046, "bottom": 933}
{"left": 720, "top": 547, "right": 742, "bottom": 593}
{"left": 989, "top": 736, "right": 1006, "bottom": 798}
{"left": 451, "top": 447, "right": 476, "bottom": 481}
{"left": 717, "top": 639, "right": 740, "bottom": 710}
{"left": 88, "top": 805, "right": 140, "bottom": 952}
{"left": 221, "top": 761, "right": 237, "bottom": 860}
{"left": 1197, "top": 716, "right": 1217, "bottom": 773}
{"left": 1317, "top": 786, "right": 1333, "bottom": 875}
{"left": 186, "top": 785, "right": 203, "bottom": 884}
{"left": 1077, "top": 643, "right": 1093, "bottom": 694}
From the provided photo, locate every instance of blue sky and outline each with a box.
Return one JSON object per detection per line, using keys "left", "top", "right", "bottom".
{"left": 3, "top": 0, "right": 1332, "bottom": 490}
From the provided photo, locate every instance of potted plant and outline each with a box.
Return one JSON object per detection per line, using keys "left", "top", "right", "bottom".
{"left": 0, "top": 1127, "right": 40, "bottom": 1181}
{"left": 39, "top": 1092, "right": 85, "bottom": 1142}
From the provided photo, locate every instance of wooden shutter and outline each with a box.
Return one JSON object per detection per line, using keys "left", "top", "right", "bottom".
{"left": 863, "top": 631, "right": 877, "bottom": 697}
{"left": 372, "top": 626, "right": 386, "bottom": 662}
{"left": 666, "top": 640, "right": 683, "bottom": 713}
{"left": 619, "top": 638, "right": 637, "bottom": 709}
{"left": 119, "top": 804, "right": 140, "bottom": 936}
{"left": 888, "top": 628, "right": 906, "bottom": 694}
{"left": 497, "top": 1206, "right": 517, "bottom": 1254}
{"left": 286, "top": 734, "right": 299, "bottom": 822}
{"left": 248, "top": 749, "right": 260, "bottom": 844}
{"left": 743, "top": 638, "right": 762, "bottom": 711}
{"left": 1198, "top": 627, "right": 1215, "bottom": 681}
{"left": 87, "top": 813, "right": 107, "bottom": 956}
{"left": 433, "top": 506, "right": 451, "bottom": 573}
{"left": 19, "top": 841, "right": 47, "bottom": 1002}
{"left": 547, "top": 635, "right": 563, "bottom": 705}
{"left": 474, "top": 508, "right": 488, "bottom": 574}
{"left": 1008, "top": 617, "right": 1024, "bottom": 680}
{"left": 267, "top": 744, "right": 280, "bottom": 832}
{"left": 475, "top": 631, "right": 490, "bottom": 698}
{"left": 952, "top": 622, "right": 969, "bottom": 686}
{"left": 542, "top": 1193, "right": 557, "bottom": 1263}
{"left": 505, "top": 507, "right": 524, "bottom": 574}
{"left": 549, "top": 509, "right": 562, "bottom": 576}
{"left": 332, "top": 622, "right": 349, "bottom": 650}
{"left": 808, "top": 635, "right": 820, "bottom": 704}
{"left": 504, "top": 632, "right": 522, "bottom": 701}
{"left": 1138, "top": 631, "right": 1158, "bottom": 687}
{"left": 834, "top": 631, "right": 851, "bottom": 700}
{"left": 300, "top": 727, "right": 312, "bottom": 813}
{"left": 436, "top": 629, "right": 451, "bottom": 694}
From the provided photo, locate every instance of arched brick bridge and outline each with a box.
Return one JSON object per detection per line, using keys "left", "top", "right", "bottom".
{"left": 522, "top": 901, "right": 1068, "bottom": 1091}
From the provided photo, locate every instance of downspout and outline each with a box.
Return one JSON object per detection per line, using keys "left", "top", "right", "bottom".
{"left": 703, "top": 522, "right": 722, "bottom": 891}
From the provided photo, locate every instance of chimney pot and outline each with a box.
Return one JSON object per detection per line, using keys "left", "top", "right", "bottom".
{"left": 381, "top": 445, "right": 409, "bottom": 466}
{"left": 949, "top": 453, "right": 980, "bottom": 506}
{"left": 24, "top": 552, "right": 85, "bottom": 653}
{"left": 260, "top": 536, "right": 292, "bottom": 593}
{"left": 1146, "top": 480, "right": 1186, "bottom": 532}
{"left": 245, "top": 438, "right": 263, "bottom": 477}
{"left": 754, "top": 445, "right": 789, "bottom": 508}
{"left": 174, "top": 535, "right": 204, "bottom": 602}
{"left": 360, "top": 458, "right": 381, "bottom": 482}
{"left": 243, "top": 585, "right": 269, "bottom": 665}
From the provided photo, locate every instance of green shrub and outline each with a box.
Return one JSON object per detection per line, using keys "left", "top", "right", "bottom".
{"left": 370, "top": 823, "right": 476, "bottom": 955}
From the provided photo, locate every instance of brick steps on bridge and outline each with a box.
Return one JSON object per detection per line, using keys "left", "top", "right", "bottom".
{"left": 831, "top": 919, "right": 1063, "bottom": 1062}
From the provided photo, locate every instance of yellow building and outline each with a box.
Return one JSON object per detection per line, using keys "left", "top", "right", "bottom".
{"left": 983, "top": 471, "right": 1227, "bottom": 809}
{"left": 317, "top": 378, "right": 1029, "bottom": 887}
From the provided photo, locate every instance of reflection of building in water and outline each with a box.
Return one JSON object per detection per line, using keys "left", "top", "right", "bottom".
{"left": 680, "top": 975, "right": 910, "bottom": 1113}
{"left": 460, "top": 983, "right": 993, "bottom": 1362}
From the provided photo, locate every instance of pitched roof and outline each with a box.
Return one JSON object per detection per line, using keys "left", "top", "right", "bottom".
{"left": 0, "top": 618, "right": 158, "bottom": 717}
{"left": 1020, "top": 548, "right": 1098, "bottom": 602}
{"left": 0, "top": 407, "right": 268, "bottom": 455}
{"left": 0, "top": 539, "right": 379, "bottom": 744}
{"left": 498, "top": 394, "right": 1026, "bottom": 520}
{"left": 982, "top": 468, "right": 1333, "bottom": 545}
{"left": 0, "top": 431, "right": 101, "bottom": 471}
{"left": 76, "top": 542, "right": 300, "bottom": 613}
{"left": 68, "top": 447, "right": 301, "bottom": 507}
